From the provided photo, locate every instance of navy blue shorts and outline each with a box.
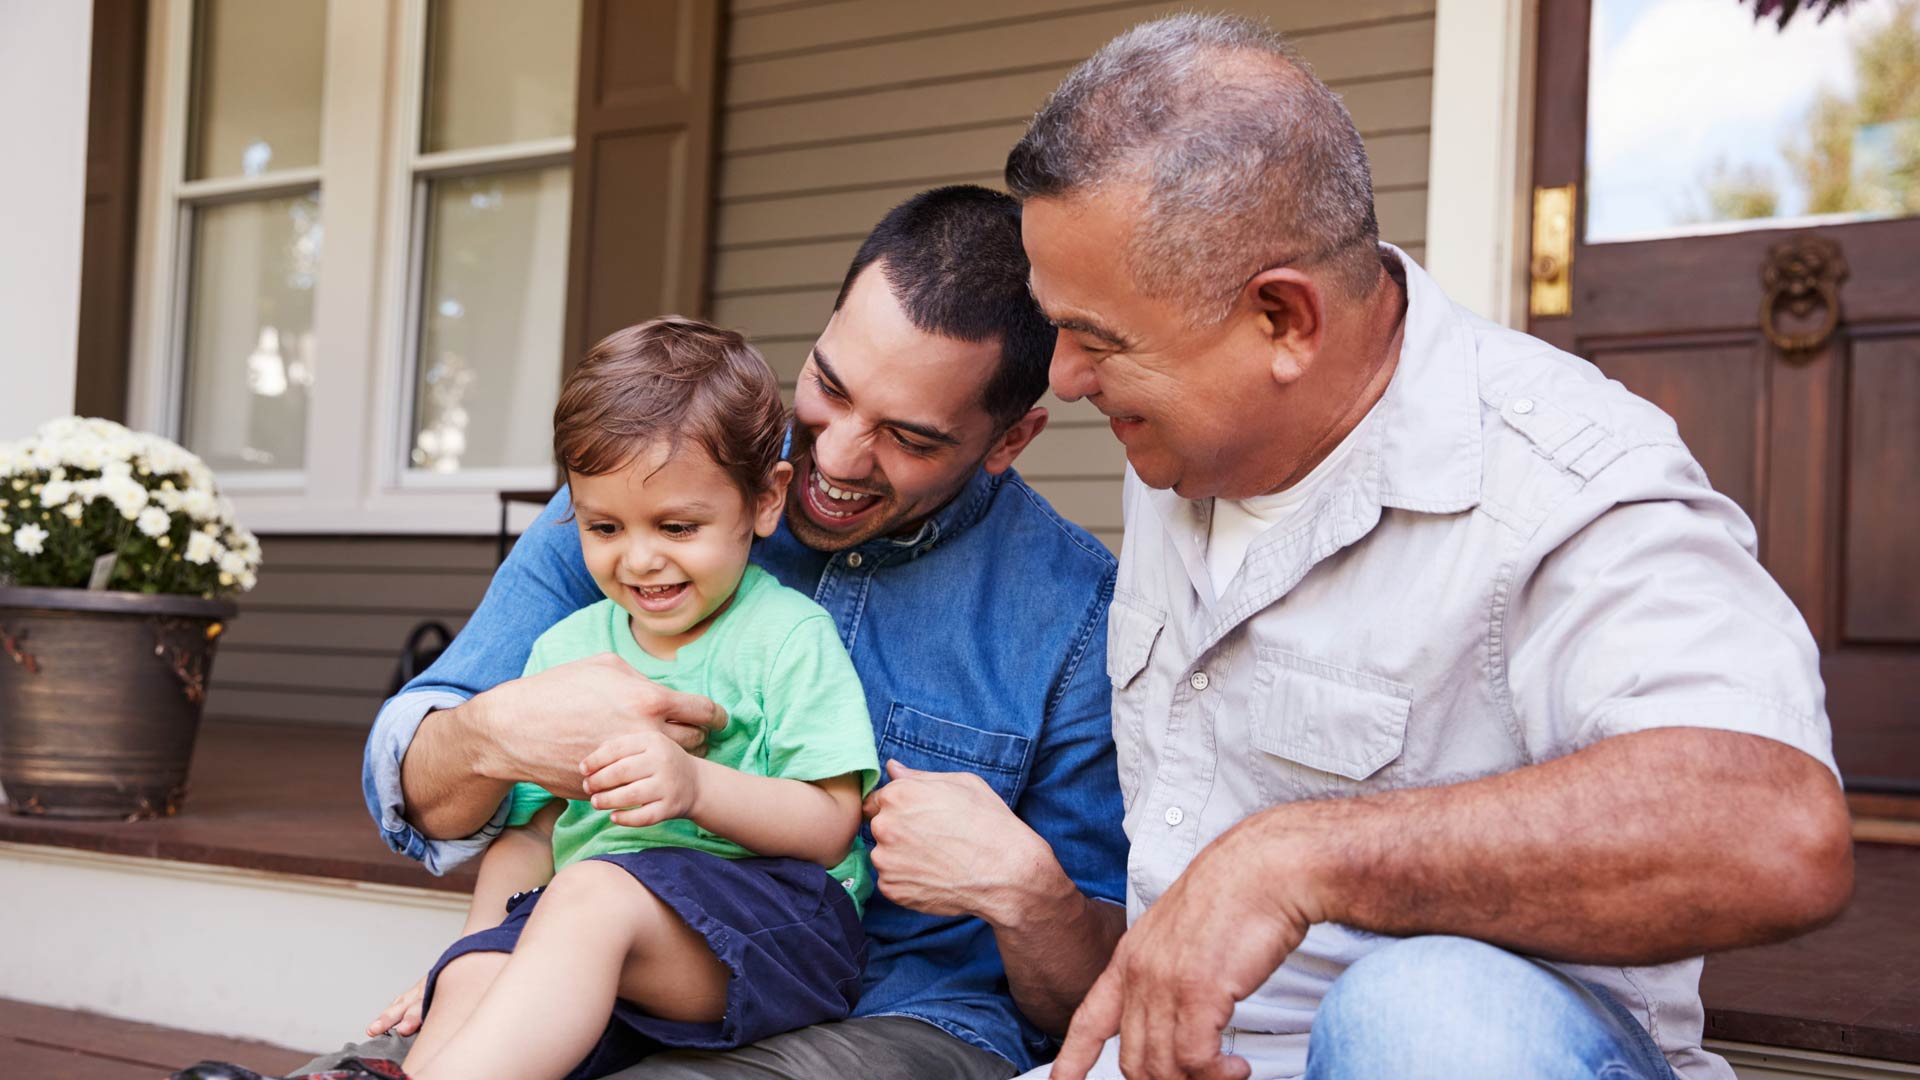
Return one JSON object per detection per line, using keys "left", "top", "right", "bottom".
{"left": 422, "top": 848, "right": 866, "bottom": 1080}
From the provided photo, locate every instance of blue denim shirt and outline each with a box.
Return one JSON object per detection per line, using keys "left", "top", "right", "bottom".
{"left": 362, "top": 467, "right": 1126, "bottom": 1070}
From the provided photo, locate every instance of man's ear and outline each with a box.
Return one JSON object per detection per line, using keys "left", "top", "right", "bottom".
{"left": 753, "top": 461, "right": 794, "bottom": 538}
{"left": 982, "top": 407, "right": 1049, "bottom": 475}
{"left": 1246, "top": 267, "right": 1324, "bottom": 386}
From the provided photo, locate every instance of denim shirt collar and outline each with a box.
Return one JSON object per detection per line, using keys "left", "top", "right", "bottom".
{"left": 855, "top": 466, "right": 1003, "bottom": 565}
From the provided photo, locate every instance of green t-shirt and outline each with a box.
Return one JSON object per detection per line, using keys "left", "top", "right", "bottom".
{"left": 506, "top": 564, "right": 879, "bottom": 910}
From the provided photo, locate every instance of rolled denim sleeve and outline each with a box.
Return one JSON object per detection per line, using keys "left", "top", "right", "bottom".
{"left": 360, "top": 487, "right": 602, "bottom": 873}
{"left": 1015, "top": 568, "right": 1127, "bottom": 904}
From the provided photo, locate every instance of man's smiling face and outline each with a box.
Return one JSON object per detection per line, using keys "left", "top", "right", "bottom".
{"left": 1022, "top": 190, "right": 1289, "bottom": 499}
{"left": 785, "top": 262, "right": 1011, "bottom": 552}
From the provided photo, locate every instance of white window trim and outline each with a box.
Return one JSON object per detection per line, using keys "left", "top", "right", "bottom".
{"left": 1423, "top": 0, "right": 1539, "bottom": 329}
{"left": 128, "top": 0, "right": 563, "bottom": 536}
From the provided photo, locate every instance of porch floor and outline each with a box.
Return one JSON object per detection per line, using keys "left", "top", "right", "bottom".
{"left": 0, "top": 997, "right": 309, "bottom": 1078}
{"left": 2, "top": 721, "right": 1916, "bottom": 1065}
{"left": 0, "top": 719, "right": 474, "bottom": 893}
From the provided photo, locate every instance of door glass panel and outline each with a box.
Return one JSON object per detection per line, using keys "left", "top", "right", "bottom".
{"left": 1586, "top": 0, "right": 1920, "bottom": 243}
{"left": 189, "top": 0, "right": 326, "bottom": 180}
{"left": 422, "top": 0, "right": 582, "bottom": 153}
{"left": 181, "top": 192, "right": 322, "bottom": 471}
{"left": 411, "top": 167, "right": 572, "bottom": 473}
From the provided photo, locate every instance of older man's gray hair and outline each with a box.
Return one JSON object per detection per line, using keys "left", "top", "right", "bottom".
{"left": 1005, "top": 13, "right": 1383, "bottom": 320}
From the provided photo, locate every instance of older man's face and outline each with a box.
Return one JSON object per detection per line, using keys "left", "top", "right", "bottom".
{"left": 1023, "top": 191, "right": 1289, "bottom": 499}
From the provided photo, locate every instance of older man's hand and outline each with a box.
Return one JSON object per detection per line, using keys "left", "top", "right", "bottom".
{"left": 1050, "top": 820, "right": 1316, "bottom": 1080}
{"left": 862, "top": 760, "right": 1055, "bottom": 920}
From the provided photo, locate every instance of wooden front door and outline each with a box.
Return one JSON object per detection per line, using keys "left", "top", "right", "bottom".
{"left": 1530, "top": 0, "right": 1920, "bottom": 789}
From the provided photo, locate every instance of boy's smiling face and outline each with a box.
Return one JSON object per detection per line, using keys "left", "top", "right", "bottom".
{"left": 571, "top": 441, "right": 791, "bottom": 659}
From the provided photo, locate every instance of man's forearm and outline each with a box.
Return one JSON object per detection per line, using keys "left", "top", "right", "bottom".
{"left": 986, "top": 852, "right": 1128, "bottom": 1037}
{"left": 1246, "top": 727, "right": 1853, "bottom": 965}
{"left": 401, "top": 696, "right": 514, "bottom": 841}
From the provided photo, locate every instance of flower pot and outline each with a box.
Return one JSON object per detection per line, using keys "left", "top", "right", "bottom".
{"left": 0, "top": 585, "right": 237, "bottom": 819}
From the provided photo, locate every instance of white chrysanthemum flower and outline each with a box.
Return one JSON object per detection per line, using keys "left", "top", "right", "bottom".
{"left": 13, "top": 523, "right": 48, "bottom": 555}
{"left": 39, "top": 479, "right": 74, "bottom": 507}
{"left": 61, "top": 501, "right": 84, "bottom": 522}
{"left": 218, "top": 571, "right": 235, "bottom": 587}
{"left": 184, "top": 531, "right": 221, "bottom": 565}
{"left": 136, "top": 506, "right": 172, "bottom": 538}
{"left": 238, "top": 569, "right": 257, "bottom": 591}
{"left": 180, "top": 487, "right": 216, "bottom": 521}
{"left": 217, "top": 549, "right": 249, "bottom": 577}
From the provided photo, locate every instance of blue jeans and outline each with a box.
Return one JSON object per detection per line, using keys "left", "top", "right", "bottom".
{"left": 1305, "top": 936, "right": 1679, "bottom": 1080}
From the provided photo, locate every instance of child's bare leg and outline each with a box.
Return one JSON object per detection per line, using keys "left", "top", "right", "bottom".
{"left": 399, "top": 951, "right": 507, "bottom": 1070}
{"left": 408, "top": 860, "right": 729, "bottom": 1080}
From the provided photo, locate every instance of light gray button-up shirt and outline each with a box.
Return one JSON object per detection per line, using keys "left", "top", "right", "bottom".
{"left": 1108, "top": 247, "right": 1836, "bottom": 1080}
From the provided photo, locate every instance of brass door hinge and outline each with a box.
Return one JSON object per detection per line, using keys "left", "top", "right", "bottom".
{"left": 1530, "top": 184, "right": 1575, "bottom": 318}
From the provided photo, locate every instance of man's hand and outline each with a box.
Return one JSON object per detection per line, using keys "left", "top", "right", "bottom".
{"left": 862, "top": 760, "right": 1054, "bottom": 920}
{"left": 470, "top": 652, "right": 727, "bottom": 798}
{"left": 580, "top": 729, "right": 703, "bottom": 828}
{"left": 1051, "top": 821, "right": 1317, "bottom": 1080}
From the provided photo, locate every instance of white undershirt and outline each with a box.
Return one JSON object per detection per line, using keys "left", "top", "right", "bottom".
{"left": 1206, "top": 411, "right": 1374, "bottom": 598}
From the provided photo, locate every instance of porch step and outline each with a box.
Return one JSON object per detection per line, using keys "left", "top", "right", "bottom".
{"left": 0, "top": 720, "right": 469, "bottom": 1052}
{"left": 0, "top": 997, "right": 309, "bottom": 1078}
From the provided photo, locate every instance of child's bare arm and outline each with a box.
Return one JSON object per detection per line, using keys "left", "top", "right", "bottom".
{"left": 465, "top": 800, "right": 563, "bottom": 933}
{"left": 581, "top": 731, "right": 862, "bottom": 868}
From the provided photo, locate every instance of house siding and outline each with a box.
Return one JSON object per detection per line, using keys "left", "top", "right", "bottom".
{"left": 205, "top": 0, "right": 1436, "bottom": 726}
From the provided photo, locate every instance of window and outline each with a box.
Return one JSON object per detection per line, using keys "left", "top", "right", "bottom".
{"left": 132, "top": 0, "right": 583, "bottom": 530}
{"left": 402, "top": 0, "right": 580, "bottom": 482}
{"left": 175, "top": 0, "right": 326, "bottom": 482}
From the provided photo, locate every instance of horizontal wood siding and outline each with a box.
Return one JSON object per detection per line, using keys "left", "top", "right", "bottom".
{"left": 203, "top": 536, "right": 498, "bottom": 727}
{"left": 205, "top": 3, "right": 1436, "bottom": 724}
{"left": 714, "top": 0, "right": 1438, "bottom": 552}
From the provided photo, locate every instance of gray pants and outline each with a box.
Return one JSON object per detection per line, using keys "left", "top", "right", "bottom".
{"left": 290, "top": 1015, "right": 1018, "bottom": 1080}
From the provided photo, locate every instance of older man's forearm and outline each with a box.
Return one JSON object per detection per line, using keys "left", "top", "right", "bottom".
{"left": 401, "top": 696, "right": 514, "bottom": 841}
{"left": 1253, "top": 727, "right": 1853, "bottom": 966}
{"left": 987, "top": 857, "right": 1129, "bottom": 1037}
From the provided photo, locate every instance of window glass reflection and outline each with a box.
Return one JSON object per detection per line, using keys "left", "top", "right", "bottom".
{"left": 182, "top": 193, "right": 322, "bottom": 471}
{"left": 1586, "top": 0, "right": 1920, "bottom": 242}
{"left": 412, "top": 168, "right": 571, "bottom": 473}
{"left": 189, "top": 0, "right": 326, "bottom": 180}
{"left": 423, "top": 0, "right": 582, "bottom": 153}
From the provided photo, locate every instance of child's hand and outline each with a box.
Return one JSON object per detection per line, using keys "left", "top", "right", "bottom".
{"left": 582, "top": 729, "right": 703, "bottom": 827}
{"left": 367, "top": 974, "right": 428, "bottom": 1037}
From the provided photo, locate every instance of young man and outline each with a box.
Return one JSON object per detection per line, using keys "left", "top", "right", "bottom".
{"left": 307, "top": 186, "right": 1127, "bottom": 1080}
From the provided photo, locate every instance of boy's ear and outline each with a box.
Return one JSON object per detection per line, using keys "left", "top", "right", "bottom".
{"left": 753, "top": 461, "right": 795, "bottom": 537}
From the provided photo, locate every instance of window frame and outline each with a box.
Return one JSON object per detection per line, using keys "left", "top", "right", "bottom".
{"left": 129, "top": 0, "right": 570, "bottom": 534}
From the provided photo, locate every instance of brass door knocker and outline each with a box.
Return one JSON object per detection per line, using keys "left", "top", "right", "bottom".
{"left": 1760, "top": 236, "right": 1847, "bottom": 357}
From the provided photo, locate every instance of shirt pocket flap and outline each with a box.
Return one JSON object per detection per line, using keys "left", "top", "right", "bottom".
{"left": 1107, "top": 593, "right": 1166, "bottom": 690}
{"left": 1253, "top": 654, "right": 1412, "bottom": 782}
{"left": 876, "top": 703, "right": 1033, "bottom": 804}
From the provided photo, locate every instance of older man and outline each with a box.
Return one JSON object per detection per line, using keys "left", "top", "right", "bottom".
{"left": 1010, "top": 15, "right": 1853, "bottom": 1080}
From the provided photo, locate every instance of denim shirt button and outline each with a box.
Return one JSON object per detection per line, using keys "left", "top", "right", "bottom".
{"left": 846, "top": 552, "right": 863, "bottom": 568}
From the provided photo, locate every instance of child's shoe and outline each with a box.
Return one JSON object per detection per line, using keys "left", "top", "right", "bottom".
{"left": 167, "top": 1058, "right": 409, "bottom": 1080}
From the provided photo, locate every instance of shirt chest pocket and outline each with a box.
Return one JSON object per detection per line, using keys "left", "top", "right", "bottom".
{"left": 1106, "top": 592, "right": 1166, "bottom": 807}
{"left": 874, "top": 703, "right": 1034, "bottom": 807}
{"left": 1246, "top": 648, "right": 1412, "bottom": 802}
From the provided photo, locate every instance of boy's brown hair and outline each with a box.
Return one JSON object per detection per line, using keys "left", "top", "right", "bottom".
{"left": 554, "top": 316, "right": 787, "bottom": 498}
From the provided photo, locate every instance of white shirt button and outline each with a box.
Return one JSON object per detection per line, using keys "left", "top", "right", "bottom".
{"left": 1189, "top": 671, "right": 1210, "bottom": 691}
{"left": 1164, "top": 806, "right": 1185, "bottom": 826}
{"left": 845, "top": 552, "right": 863, "bottom": 568}
{"left": 1511, "top": 397, "right": 1535, "bottom": 415}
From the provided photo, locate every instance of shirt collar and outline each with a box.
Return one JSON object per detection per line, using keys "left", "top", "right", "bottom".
{"left": 1370, "top": 244, "right": 1483, "bottom": 515}
{"left": 861, "top": 465, "right": 1002, "bottom": 559}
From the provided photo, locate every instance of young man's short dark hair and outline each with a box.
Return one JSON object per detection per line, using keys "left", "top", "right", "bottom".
{"left": 832, "top": 185, "right": 1057, "bottom": 430}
